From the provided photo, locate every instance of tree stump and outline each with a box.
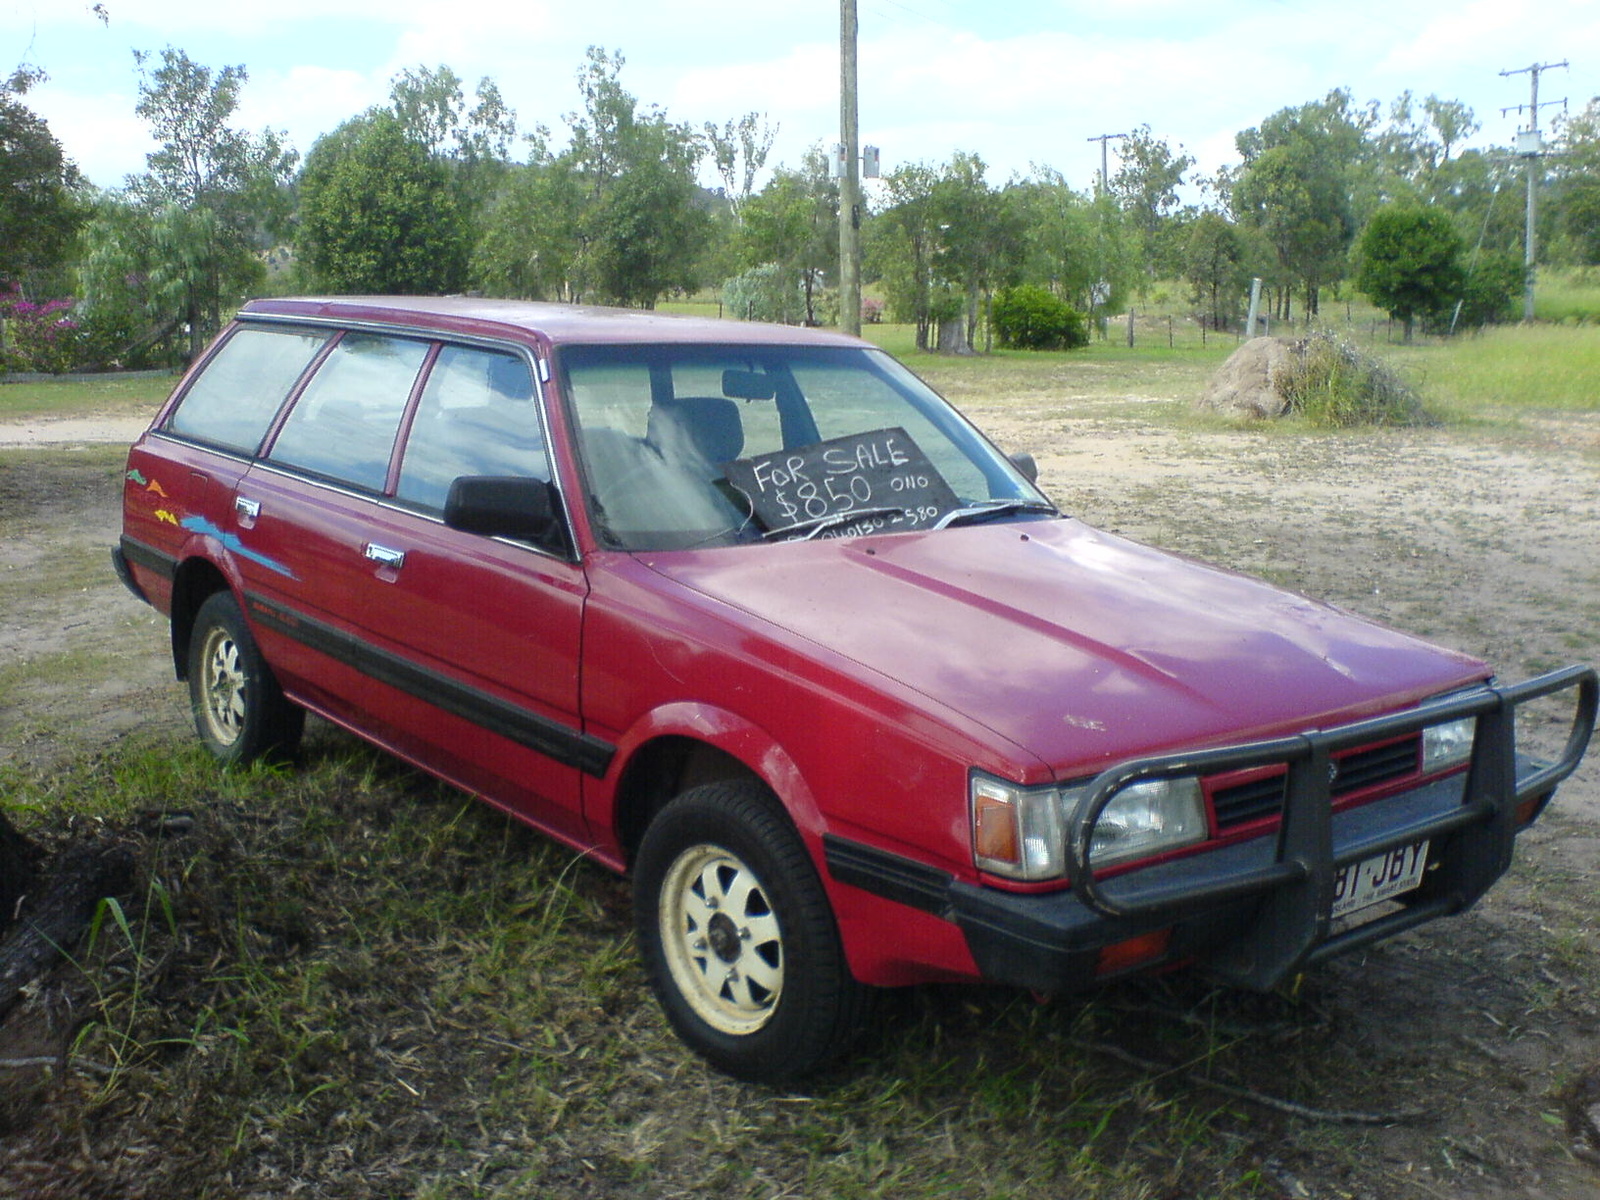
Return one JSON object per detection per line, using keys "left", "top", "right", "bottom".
{"left": 0, "top": 809, "right": 38, "bottom": 932}
{"left": 0, "top": 838, "right": 135, "bottom": 1021}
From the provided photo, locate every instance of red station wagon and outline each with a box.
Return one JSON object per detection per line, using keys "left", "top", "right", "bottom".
{"left": 115, "top": 297, "right": 1597, "bottom": 1082}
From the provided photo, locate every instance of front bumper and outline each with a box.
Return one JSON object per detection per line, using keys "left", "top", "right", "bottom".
{"left": 833, "top": 666, "right": 1597, "bottom": 994}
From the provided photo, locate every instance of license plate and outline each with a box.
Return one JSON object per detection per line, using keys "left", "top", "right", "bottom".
{"left": 1331, "top": 841, "right": 1429, "bottom": 918}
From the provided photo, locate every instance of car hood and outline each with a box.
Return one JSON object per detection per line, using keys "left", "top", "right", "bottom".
{"left": 641, "top": 519, "right": 1487, "bottom": 777}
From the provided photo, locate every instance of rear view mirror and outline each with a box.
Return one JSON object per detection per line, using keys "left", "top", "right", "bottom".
{"left": 722, "top": 369, "right": 777, "bottom": 401}
{"left": 1010, "top": 452, "right": 1039, "bottom": 484}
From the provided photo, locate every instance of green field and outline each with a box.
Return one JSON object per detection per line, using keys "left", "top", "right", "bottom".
{"left": 0, "top": 371, "right": 176, "bottom": 421}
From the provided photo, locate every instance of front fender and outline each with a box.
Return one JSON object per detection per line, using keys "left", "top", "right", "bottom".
{"left": 598, "top": 701, "right": 827, "bottom": 844}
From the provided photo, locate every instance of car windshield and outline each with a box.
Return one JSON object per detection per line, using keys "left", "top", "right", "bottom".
{"left": 559, "top": 342, "right": 1052, "bottom": 551}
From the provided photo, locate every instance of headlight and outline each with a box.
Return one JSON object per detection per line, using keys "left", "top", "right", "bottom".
{"left": 970, "top": 772, "right": 1209, "bottom": 881}
{"left": 1086, "top": 776, "right": 1207, "bottom": 868}
{"left": 1422, "top": 716, "right": 1476, "bottom": 773}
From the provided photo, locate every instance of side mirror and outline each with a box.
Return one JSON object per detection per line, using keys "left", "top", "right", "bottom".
{"left": 444, "top": 476, "right": 569, "bottom": 553}
{"left": 1010, "top": 452, "right": 1039, "bottom": 484}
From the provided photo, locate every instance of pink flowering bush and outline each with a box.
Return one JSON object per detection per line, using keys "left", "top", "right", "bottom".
{"left": 0, "top": 289, "right": 83, "bottom": 374}
{"left": 861, "top": 295, "right": 885, "bottom": 324}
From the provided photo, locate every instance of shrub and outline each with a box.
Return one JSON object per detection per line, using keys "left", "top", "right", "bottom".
{"left": 0, "top": 289, "right": 82, "bottom": 373}
{"left": 721, "top": 264, "right": 804, "bottom": 325}
{"left": 1446, "top": 251, "right": 1523, "bottom": 331}
{"left": 1278, "top": 330, "right": 1428, "bottom": 428}
{"left": 991, "top": 285, "right": 1088, "bottom": 350}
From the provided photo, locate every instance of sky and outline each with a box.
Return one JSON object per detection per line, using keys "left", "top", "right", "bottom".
{"left": 7, "top": 0, "right": 1600, "bottom": 200}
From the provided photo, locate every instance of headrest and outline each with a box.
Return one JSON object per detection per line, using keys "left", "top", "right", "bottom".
{"left": 646, "top": 395, "right": 745, "bottom": 465}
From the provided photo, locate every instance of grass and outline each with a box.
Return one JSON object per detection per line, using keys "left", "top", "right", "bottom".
{"left": 4, "top": 734, "right": 1292, "bottom": 1198}
{"left": 1376, "top": 323, "right": 1600, "bottom": 417}
{"left": 0, "top": 372, "right": 175, "bottom": 421}
{"left": 1532, "top": 267, "right": 1600, "bottom": 324}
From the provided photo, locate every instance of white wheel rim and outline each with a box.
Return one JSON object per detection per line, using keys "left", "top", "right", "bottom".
{"left": 197, "top": 624, "right": 247, "bottom": 748}
{"left": 658, "top": 843, "right": 784, "bottom": 1035}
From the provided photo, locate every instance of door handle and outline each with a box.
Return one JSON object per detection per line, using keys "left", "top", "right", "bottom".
{"left": 363, "top": 543, "right": 406, "bottom": 569}
{"left": 235, "top": 496, "right": 260, "bottom": 521}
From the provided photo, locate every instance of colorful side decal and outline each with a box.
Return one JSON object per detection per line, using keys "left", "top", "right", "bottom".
{"left": 179, "top": 515, "right": 298, "bottom": 579}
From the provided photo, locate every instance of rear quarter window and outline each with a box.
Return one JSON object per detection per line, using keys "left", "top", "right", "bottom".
{"left": 165, "top": 326, "right": 329, "bottom": 453}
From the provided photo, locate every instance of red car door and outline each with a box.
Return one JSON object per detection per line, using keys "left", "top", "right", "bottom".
{"left": 237, "top": 334, "right": 591, "bottom": 845}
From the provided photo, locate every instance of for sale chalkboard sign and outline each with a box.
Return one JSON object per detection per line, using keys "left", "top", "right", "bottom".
{"left": 724, "top": 427, "right": 961, "bottom": 539}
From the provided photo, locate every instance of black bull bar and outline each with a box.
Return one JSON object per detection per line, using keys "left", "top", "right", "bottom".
{"left": 1065, "top": 665, "right": 1598, "bottom": 990}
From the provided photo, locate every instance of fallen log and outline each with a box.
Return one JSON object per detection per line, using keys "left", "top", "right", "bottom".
{"left": 0, "top": 839, "right": 135, "bottom": 1022}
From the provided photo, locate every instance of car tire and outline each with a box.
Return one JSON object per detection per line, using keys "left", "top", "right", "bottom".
{"left": 187, "top": 591, "right": 304, "bottom": 766}
{"left": 634, "top": 779, "right": 871, "bottom": 1084}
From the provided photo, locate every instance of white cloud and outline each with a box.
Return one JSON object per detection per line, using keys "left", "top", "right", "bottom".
{"left": 27, "top": 87, "right": 152, "bottom": 186}
{"left": 234, "top": 65, "right": 384, "bottom": 149}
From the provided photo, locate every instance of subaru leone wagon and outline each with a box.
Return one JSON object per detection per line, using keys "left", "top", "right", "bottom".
{"left": 115, "top": 297, "right": 1597, "bottom": 1082}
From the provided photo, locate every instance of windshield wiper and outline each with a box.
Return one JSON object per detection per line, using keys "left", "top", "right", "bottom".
{"left": 934, "top": 499, "right": 1059, "bottom": 529}
{"left": 763, "top": 505, "right": 907, "bottom": 541}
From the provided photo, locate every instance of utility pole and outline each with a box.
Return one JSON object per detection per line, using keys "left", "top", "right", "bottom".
{"left": 1500, "top": 61, "right": 1567, "bottom": 322}
{"left": 1086, "top": 132, "right": 1127, "bottom": 191}
{"left": 839, "top": 0, "right": 862, "bottom": 335}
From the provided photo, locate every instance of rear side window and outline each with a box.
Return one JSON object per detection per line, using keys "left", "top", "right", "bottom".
{"left": 267, "top": 334, "right": 429, "bottom": 491}
{"left": 165, "top": 326, "right": 328, "bottom": 453}
{"left": 396, "top": 346, "right": 551, "bottom": 513}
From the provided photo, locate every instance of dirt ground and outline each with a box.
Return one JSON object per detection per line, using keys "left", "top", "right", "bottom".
{"left": 2, "top": 398, "right": 1599, "bottom": 1199}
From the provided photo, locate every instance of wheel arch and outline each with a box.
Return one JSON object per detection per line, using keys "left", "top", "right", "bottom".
{"left": 612, "top": 736, "right": 760, "bottom": 867}
{"left": 168, "top": 556, "right": 232, "bottom": 680}
{"left": 606, "top": 706, "right": 825, "bottom": 870}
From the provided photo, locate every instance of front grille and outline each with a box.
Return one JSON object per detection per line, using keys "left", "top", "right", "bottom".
{"left": 1210, "top": 734, "right": 1422, "bottom": 829}
{"left": 1211, "top": 775, "right": 1284, "bottom": 827}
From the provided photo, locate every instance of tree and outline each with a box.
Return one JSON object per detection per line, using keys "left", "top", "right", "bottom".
{"left": 389, "top": 64, "right": 518, "bottom": 221}
{"left": 1552, "top": 100, "right": 1600, "bottom": 265}
{"left": 704, "top": 112, "right": 778, "bottom": 224}
{"left": 587, "top": 150, "right": 711, "bottom": 306}
{"left": 123, "top": 47, "right": 297, "bottom": 356}
{"left": 1232, "top": 90, "right": 1369, "bottom": 318}
{"left": 1354, "top": 204, "right": 1464, "bottom": 341}
{"left": 472, "top": 158, "right": 586, "bottom": 300}
{"left": 869, "top": 154, "right": 1027, "bottom": 352}
{"left": 296, "top": 110, "right": 469, "bottom": 294}
{"left": 868, "top": 162, "right": 939, "bottom": 347}
{"left": 739, "top": 146, "right": 838, "bottom": 325}
{"left": 488, "top": 46, "right": 707, "bottom": 307}
{"left": 926, "top": 152, "right": 1026, "bottom": 350}
{"left": 1184, "top": 212, "right": 1249, "bottom": 330}
{"left": 1108, "top": 124, "right": 1194, "bottom": 278}
{"left": 1370, "top": 92, "right": 1482, "bottom": 209}
{"left": 0, "top": 68, "right": 86, "bottom": 292}
{"left": 991, "top": 285, "right": 1086, "bottom": 350}
{"left": 473, "top": 47, "right": 710, "bottom": 306}
{"left": 1453, "top": 249, "right": 1522, "bottom": 330}
{"left": 1008, "top": 171, "right": 1100, "bottom": 311}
